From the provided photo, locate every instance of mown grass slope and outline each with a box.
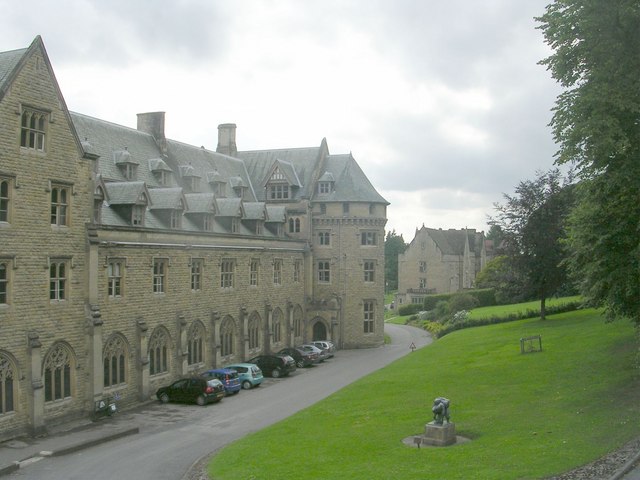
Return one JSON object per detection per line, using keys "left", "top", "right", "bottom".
{"left": 209, "top": 309, "right": 639, "bottom": 479}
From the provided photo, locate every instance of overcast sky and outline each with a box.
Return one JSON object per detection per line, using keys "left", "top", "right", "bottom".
{"left": 1, "top": 0, "right": 563, "bottom": 241}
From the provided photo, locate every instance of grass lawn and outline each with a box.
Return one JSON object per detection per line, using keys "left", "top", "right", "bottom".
{"left": 209, "top": 309, "right": 639, "bottom": 479}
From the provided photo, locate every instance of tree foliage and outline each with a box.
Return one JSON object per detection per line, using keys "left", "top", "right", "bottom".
{"left": 475, "top": 256, "right": 527, "bottom": 305}
{"left": 384, "top": 230, "right": 406, "bottom": 292}
{"left": 489, "top": 169, "right": 575, "bottom": 318}
{"left": 537, "top": 1, "right": 640, "bottom": 323}
{"left": 537, "top": 1, "right": 640, "bottom": 171}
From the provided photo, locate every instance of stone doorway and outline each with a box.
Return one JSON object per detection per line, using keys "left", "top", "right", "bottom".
{"left": 312, "top": 320, "right": 327, "bottom": 340}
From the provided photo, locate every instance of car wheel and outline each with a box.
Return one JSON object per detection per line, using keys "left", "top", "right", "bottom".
{"left": 196, "top": 394, "right": 206, "bottom": 406}
{"left": 296, "top": 360, "right": 304, "bottom": 368}
{"left": 271, "top": 368, "right": 281, "bottom": 378}
{"left": 159, "top": 393, "right": 170, "bottom": 404}
{"left": 242, "top": 380, "right": 252, "bottom": 390}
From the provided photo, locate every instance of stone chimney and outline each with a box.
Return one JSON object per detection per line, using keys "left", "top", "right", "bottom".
{"left": 137, "top": 112, "right": 166, "bottom": 154}
{"left": 217, "top": 123, "right": 237, "bottom": 157}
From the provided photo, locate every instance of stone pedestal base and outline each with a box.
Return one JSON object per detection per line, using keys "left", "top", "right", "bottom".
{"left": 416, "top": 422, "right": 456, "bottom": 447}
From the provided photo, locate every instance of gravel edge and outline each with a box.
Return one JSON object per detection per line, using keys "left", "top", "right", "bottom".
{"left": 546, "top": 436, "right": 640, "bottom": 480}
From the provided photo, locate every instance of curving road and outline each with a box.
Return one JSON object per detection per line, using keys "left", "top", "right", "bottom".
{"left": 7, "top": 323, "right": 431, "bottom": 480}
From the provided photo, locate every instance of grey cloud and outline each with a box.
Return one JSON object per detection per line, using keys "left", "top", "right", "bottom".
{"left": 345, "top": 0, "right": 562, "bottom": 202}
{"left": 2, "top": 0, "right": 229, "bottom": 67}
{"left": 358, "top": 0, "right": 549, "bottom": 88}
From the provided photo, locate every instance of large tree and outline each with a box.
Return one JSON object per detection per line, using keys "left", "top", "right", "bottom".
{"left": 384, "top": 230, "right": 406, "bottom": 292}
{"left": 537, "top": 1, "right": 640, "bottom": 323}
{"left": 489, "top": 169, "right": 575, "bottom": 319}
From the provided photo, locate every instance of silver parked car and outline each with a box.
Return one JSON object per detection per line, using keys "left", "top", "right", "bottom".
{"left": 300, "top": 344, "right": 327, "bottom": 362}
{"left": 311, "top": 340, "right": 336, "bottom": 358}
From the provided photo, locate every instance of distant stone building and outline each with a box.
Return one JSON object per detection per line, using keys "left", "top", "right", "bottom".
{"left": 395, "top": 226, "right": 486, "bottom": 306}
{"left": 0, "top": 37, "right": 388, "bottom": 439}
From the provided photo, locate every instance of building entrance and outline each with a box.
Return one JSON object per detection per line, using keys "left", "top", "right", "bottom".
{"left": 312, "top": 321, "right": 327, "bottom": 341}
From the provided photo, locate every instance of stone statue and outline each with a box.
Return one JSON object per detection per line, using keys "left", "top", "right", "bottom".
{"left": 432, "top": 397, "right": 450, "bottom": 425}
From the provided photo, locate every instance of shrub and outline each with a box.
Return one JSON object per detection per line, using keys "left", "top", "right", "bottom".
{"left": 450, "top": 310, "right": 470, "bottom": 325}
{"left": 423, "top": 293, "right": 455, "bottom": 310}
{"left": 448, "top": 293, "right": 479, "bottom": 313}
{"left": 398, "top": 303, "right": 423, "bottom": 316}
{"left": 422, "top": 321, "right": 446, "bottom": 337}
{"left": 472, "top": 288, "right": 497, "bottom": 306}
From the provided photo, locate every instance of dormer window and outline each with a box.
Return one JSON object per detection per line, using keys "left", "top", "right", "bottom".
{"left": 207, "top": 170, "right": 226, "bottom": 197}
{"left": 266, "top": 165, "right": 296, "bottom": 201}
{"left": 170, "top": 210, "right": 182, "bottom": 229}
{"left": 180, "top": 165, "right": 200, "bottom": 193}
{"left": 156, "top": 170, "right": 170, "bottom": 186}
{"left": 149, "top": 159, "right": 173, "bottom": 186}
{"left": 114, "top": 148, "right": 138, "bottom": 180}
{"left": 269, "top": 184, "right": 289, "bottom": 200}
{"left": 122, "top": 164, "right": 136, "bottom": 180}
{"left": 170, "top": 199, "right": 185, "bottom": 229}
{"left": 318, "top": 182, "right": 331, "bottom": 195}
{"left": 212, "top": 182, "right": 224, "bottom": 196}
{"left": 234, "top": 185, "right": 246, "bottom": 199}
{"left": 203, "top": 214, "right": 215, "bottom": 232}
{"left": 132, "top": 192, "right": 148, "bottom": 226}
{"left": 229, "top": 176, "right": 247, "bottom": 199}
{"left": 132, "top": 205, "right": 145, "bottom": 226}
{"left": 317, "top": 172, "right": 334, "bottom": 196}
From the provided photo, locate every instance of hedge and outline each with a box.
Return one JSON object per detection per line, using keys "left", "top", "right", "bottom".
{"left": 423, "top": 288, "right": 496, "bottom": 310}
{"left": 398, "top": 303, "right": 423, "bottom": 316}
{"left": 431, "top": 301, "right": 583, "bottom": 338}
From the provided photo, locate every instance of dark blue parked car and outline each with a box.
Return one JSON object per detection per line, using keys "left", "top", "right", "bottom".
{"left": 201, "top": 368, "right": 242, "bottom": 395}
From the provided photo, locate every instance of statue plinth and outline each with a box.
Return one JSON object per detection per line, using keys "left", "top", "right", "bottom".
{"left": 416, "top": 421, "right": 456, "bottom": 447}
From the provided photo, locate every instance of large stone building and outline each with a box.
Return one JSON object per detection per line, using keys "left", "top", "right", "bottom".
{"left": 0, "top": 37, "right": 388, "bottom": 439}
{"left": 395, "top": 226, "right": 486, "bottom": 307}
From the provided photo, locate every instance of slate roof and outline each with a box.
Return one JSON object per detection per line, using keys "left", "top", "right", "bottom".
{"left": 103, "top": 181, "right": 149, "bottom": 205}
{"left": 314, "top": 154, "right": 389, "bottom": 204}
{"left": 184, "top": 193, "right": 216, "bottom": 214}
{"left": 239, "top": 146, "right": 323, "bottom": 201}
{"left": 268, "top": 159, "right": 303, "bottom": 187}
{"left": 72, "top": 112, "right": 169, "bottom": 187}
{"left": 165, "top": 139, "right": 256, "bottom": 200}
{"left": 265, "top": 205, "right": 286, "bottom": 223}
{"left": 415, "top": 227, "right": 483, "bottom": 256}
{"left": 242, "top": 202, "right": 266, "bottom": 220}
{"left": 149, "top": 158, "right": 172, "bottom": 172}
{"left": 148, "top": 188, "right": 185, "bottom": 210}
{"left": 216, "top": 197, "right": 242, "bottom": 217}
{"left": 239, "top": 145, "right": 388, "bottom": 205}
{"left": 318, "top": 171, "right": 335, "bottom": 182}
{"left": 0, "top": 46, "right": 28, "bottom": 98}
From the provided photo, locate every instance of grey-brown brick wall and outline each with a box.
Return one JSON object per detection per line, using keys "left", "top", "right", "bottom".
{"left": 0, "top": 47, "right": 93, "bottom": 437}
